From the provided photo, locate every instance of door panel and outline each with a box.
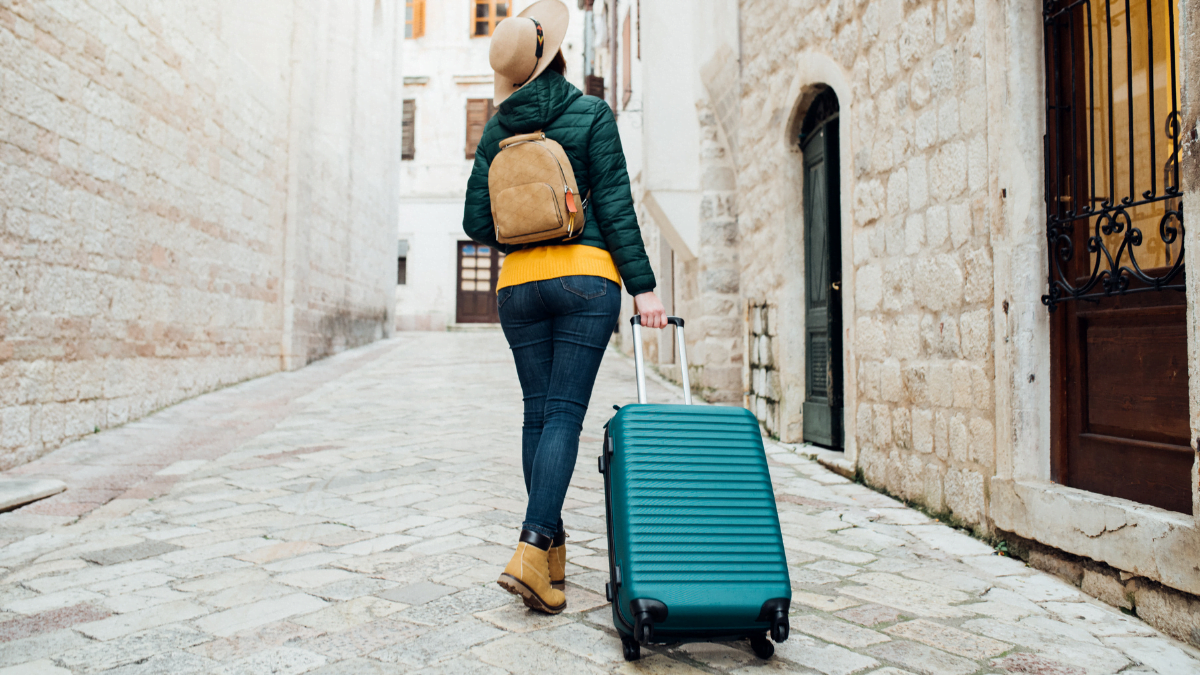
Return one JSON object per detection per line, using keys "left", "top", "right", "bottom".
{"left": 800, "top": 91, "right": 843, "bottom": 450}
{"left": 1083, "top": 317, "right": 1188, "bottom": 442}
{"left": 456, "top": 242, "right": 503, "bottom": 324}
{"left": 1057, "top": 295, "right": 1191, "bottom": 513}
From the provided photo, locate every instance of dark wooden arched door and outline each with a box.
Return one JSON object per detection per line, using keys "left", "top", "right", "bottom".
{"left": 801, "top": 89, "right": 844, "bottom": 450}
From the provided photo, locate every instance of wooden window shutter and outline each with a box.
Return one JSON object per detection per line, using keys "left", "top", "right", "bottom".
{"left": 622, "top": 11, "right": 632, "bottom": 108}
{"left": 585, "top": 75, "right": 605, "bottom": 99}
{"left": 465, "top": 99, "right": 490, "bottom": 159}
{"left": 402, "top": 99, "right": 416, "bottom": 160}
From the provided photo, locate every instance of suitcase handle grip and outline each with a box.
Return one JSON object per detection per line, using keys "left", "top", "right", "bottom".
{"left": 630, "top": 315, "right": 692, "bottom": 405}
{"left": 630, "top": 316, "right": 684, "bottom": 328}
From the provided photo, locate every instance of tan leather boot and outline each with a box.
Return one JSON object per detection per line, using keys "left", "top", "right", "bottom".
{"left": 548, "top": 530, "right": 567, "bottom": 590}
{"left": 497, "top": 531, "right": 566, "bottom": 614}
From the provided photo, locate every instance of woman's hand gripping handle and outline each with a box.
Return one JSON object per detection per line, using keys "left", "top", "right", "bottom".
{"left": 633, "top": 292, "right": 667, "bottom": 329}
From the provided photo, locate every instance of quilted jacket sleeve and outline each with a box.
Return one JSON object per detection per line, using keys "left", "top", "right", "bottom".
{"left": 587, "top": 104, "right": 656, "bottom": 296}
{"left": 462, "top": 127, "right": 503, "bottom": 250}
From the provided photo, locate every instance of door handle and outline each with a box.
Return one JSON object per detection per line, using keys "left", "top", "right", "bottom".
{"left": 831, "top": 281, "right": 841, "bottom": 291}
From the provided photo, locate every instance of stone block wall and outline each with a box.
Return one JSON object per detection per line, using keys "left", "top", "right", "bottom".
{"left": 690, "top": 102, "right": 745, "bottom": 402}
{"left": 0, "top": 0, "right": 402, "bottom": 470}
{"left": 738, "top": 0, "right": 995, "bottom": 529}
{"left": 747, "top": 301, "right": 781, "bottom": 435}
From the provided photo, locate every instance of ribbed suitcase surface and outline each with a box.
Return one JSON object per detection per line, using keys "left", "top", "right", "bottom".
{"left": 603, "top": 404, "right": 791, "bottom": 642}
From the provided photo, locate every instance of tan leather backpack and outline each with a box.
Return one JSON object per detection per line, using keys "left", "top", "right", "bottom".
{"left": 488, "top": 131, "right": 588, "bottom": 245}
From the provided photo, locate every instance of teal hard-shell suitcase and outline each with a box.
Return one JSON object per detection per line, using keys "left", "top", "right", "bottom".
{"left": 599, "top": 316, "right": 791, "bottom": 662}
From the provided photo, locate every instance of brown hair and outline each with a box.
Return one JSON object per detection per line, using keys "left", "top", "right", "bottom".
{"left": 548, "top": 49, "right": 567, "bottom": 77}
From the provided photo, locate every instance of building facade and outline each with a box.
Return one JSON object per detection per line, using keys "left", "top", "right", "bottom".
{"left": 612, "top": 0, "right": 1200, "bottom": 644}
{"left": 0, "top": 0, "right": 405, "bottom": 469}
{"left": 395, "top": 0, "right": 586, "bottom": 331}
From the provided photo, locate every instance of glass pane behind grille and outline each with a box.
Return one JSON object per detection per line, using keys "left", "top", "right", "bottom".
{"left": 1042, "top": 0, "right": 1184, "bottom": 309}
{"left": 1084, "top": 0, "right": 1183, "bottom": 270}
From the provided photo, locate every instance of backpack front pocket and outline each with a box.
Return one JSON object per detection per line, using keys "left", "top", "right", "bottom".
{"left": 495, "top": 182, "right": 565, "bottom": 244}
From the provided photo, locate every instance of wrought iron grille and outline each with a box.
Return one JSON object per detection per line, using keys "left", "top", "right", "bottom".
{"left": 1041, "top": 0, "right": 1184, "bottom": 311}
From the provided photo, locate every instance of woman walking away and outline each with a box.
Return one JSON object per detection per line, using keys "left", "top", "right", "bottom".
{"left": 462, "top": 0, "right": 666, "bottom": 615}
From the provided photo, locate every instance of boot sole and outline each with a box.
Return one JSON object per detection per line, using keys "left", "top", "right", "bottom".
{"left": 497, "top": 574, "right": 567, "bottom": 614}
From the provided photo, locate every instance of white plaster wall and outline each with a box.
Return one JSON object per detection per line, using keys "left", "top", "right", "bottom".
{"left": 396, "top": 200, "right": 464, "bottom": 331}
{"left": 396, "top": 0, "right": 585, "bottom": 329}
{"left": 639, "top": 0, "right": 700, "bottom": 257}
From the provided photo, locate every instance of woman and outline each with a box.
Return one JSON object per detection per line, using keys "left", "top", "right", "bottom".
{"left": 462, "top": 0, "right": 666, "bottom": 615}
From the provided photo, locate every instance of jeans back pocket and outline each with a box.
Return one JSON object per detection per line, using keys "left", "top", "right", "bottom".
{"left": 497, "top": 286, "right": 515, "bottom": 311}
{"left": 560, "top": 276, "right": 608, "bottom": 300}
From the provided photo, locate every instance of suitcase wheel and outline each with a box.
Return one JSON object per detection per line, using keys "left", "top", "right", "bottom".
{"left": 630, "top": 598, "right": 667, "bottom": 646}
{"left": 771, "top": 618, "right": 789, "bottom": 643}
{"left": 750, "top": 634, "right": 774, "bottom": 659}
{"left": 621, "top": 634, "right": 641, "bottom": 661}
{"left": 636, "top": 620, "right": 653, "bottom": 645}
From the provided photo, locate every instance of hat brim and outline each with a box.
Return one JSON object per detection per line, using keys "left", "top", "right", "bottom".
{"left": 493, "top": 1, "right": 570, "bottom": 106}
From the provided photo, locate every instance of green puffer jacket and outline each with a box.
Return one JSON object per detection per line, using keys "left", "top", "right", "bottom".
{"left": 462, "top": 70, "right": 656, "bottom": 296}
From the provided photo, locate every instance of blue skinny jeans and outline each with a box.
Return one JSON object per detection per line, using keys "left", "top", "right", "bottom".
{"left": 497, "top": 275, "right": 621, "bottom": 540}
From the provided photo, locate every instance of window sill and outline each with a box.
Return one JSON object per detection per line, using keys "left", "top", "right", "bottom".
{"left": 990, "top": 478, "right": 1199, "bottom": 596}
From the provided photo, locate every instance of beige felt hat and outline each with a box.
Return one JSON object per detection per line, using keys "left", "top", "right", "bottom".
{"left": 489, "top": 0, "right": 570, "bottom": 106}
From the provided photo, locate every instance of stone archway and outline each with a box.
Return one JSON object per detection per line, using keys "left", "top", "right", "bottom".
{"left": 740, "top": 54, "right": 857, "bottom": 460}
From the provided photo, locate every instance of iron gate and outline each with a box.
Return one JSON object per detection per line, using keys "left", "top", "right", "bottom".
{"left": 1041, "top": 0, "right": 1184, "bottom": 311}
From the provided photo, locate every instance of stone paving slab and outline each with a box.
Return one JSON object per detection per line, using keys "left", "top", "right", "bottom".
{"left": 0, "top": 480, "right": 67, "bottom": 512}
{"left": 0, "top": 333, "right": 1197, "bottom": 674}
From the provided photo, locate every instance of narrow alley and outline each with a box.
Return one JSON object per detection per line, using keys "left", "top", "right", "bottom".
{"left": 0, "top": 334, "right": 1195, "bottom": 674}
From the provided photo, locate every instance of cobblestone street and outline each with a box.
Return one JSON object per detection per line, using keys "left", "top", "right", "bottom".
{"left": 0, "top": 333, "right": 1196, "bottom": 674}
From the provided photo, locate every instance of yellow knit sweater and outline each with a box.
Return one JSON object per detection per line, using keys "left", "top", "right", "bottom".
{"left": 497, "top": 245, "right": 621, "bottom": 292}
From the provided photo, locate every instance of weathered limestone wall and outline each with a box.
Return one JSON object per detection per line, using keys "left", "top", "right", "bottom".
{"left": 686, "top": 102, "right": 744, "bottom": 403}
{"left": 1182, "top": 0, "right": 1200, "bottom": 525}
{"left": 0, "top": 0, "right": 402, "bottom": 470}
{"left": 738, "top": 0, "right": 996, "bottom": 525}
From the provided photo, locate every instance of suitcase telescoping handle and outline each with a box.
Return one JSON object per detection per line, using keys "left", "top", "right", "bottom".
{"left": 630, "top": 316, "right": 692, "bottom": 406}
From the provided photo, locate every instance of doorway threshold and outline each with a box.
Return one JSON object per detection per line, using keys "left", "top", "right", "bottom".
{"left": 776, "top": 442, "right": 853, "bottom": 480}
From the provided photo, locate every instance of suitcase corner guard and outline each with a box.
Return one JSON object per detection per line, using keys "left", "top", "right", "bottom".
{"left": 756, "top": 598, "right": 791, "bottom": 643}
{"left": 629, "top": 598, "right": 668, "bottom": 645}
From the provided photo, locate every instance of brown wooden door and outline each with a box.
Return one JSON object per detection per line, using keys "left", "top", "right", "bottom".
{"left": 456, "top": 242, "right": 503, "bottom": 324}
{"left": 1045, "top": 0, "right": 1190, "bottom": 513}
